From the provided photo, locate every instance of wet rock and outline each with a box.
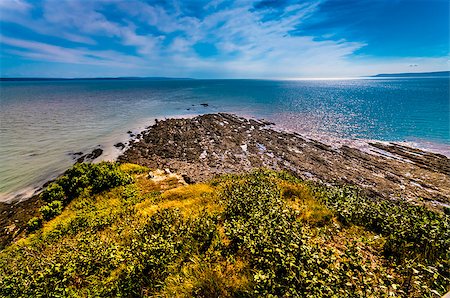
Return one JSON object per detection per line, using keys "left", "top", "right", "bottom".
{"left": 200, "top": 103, "right": 209, "bottom": 107}
{"left": 369, "top": 142, "right": 450, "bottom": 175}
{"left": 77, "top": 148, "right": 103, "bottom": 163}
{"left": 0, "top": 194, "right": 42, "bottom": 250}
{"left": 119, "top": 113, "right": 450, "bottom": 206}
{"left": 114, "top": 142, "right": 125, "bottom": 150}
{"left": 88, "top": 148, "right": 103, "bottom": 160}
{"left": 69, "top": 151, "right": 84, "bottom": 160}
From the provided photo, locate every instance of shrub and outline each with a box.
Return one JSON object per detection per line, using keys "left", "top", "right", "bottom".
{"left": 220, "top": 172, "right": 373, "bottom": 297}
{"left": 27, "top": 217, "right": 42, "bottom": 232}
{"left": 41, "top": 183, "right": 65, "bottom": 203}
{"left": 3, "top": 169, "right": 448, "bottom": 297}
{"left": 40, "top": 200, "right": 63, "bottom": 220}
{"left": 316, "top": 185, "right": 450, "bottom": 296}
{"left": 39, "top": 162, "right": 133, "bottom": 215}
{"left": 444, "top": 206, "right": 450, "bottom": 216}
{"left": 89, "top": 163, "right": 133, "bottom": 193}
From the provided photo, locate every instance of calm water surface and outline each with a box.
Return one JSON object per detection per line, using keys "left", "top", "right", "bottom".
{"left": 1, "top": 78, "right": 449, "bottom": 201}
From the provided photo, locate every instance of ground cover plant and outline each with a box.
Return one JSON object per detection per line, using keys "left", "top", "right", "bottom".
{"left": 1, "top": 163, "right": 448, "bottom": 297}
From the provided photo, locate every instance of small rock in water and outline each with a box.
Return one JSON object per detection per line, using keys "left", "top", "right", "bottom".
{"left": 200, "top": 103, "right": 209, "bottom": 107}
{"left": 69, "top": 151, "right": 84, "bottom": 160}
{"left": 87, "top": 148, "right": 103, "bottom": 160}
{"left": 77, "top": 148, "right": 103, "bottom": 163}
{"left": 114, "top": 142, "right": 125, "bottom": 150}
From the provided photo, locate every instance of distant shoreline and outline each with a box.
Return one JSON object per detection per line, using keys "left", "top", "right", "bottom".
{"left": 2, "top": 70, "right": 449, "bottom": 81}
{"left": 371, "top": 70, "right": 450, "bottom": 78}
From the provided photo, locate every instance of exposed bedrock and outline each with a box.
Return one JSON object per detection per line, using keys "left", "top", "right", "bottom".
{"left": 119, "top": 113, "right": 450, "bottom": 206}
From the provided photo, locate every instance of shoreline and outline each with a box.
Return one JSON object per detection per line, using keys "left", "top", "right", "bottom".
{"left": 1, "top": 112, "right": 449, "bottom": 248}
{"left": 0, "top": 113, "right": 203, "bottom": 204}
{"left": 2, "top": 112, "right": 449, "bottom": 204}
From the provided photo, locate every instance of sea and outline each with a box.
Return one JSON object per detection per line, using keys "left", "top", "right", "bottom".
{"left": 1, "top": 78, "right": 449, "bottom": 202}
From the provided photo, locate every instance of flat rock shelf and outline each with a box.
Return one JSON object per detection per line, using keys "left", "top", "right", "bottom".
{"left": 119, "top": 113, "right": 450, "bottom": 206}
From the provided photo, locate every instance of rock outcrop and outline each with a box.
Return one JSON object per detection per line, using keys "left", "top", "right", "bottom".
{"left": 119, "top": 113, "right": 450, "bottom": 206}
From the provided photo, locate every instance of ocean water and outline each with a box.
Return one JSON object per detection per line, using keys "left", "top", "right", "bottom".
{"left": 1, "top": 78, "right": 449, "bottom": 202}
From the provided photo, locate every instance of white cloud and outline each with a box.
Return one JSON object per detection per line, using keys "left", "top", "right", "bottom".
{"left": 1, "top": 0, "right": 448, "bottom": 78}
{"left": 0, "top": 35, "right": 148, "bottom": 68}
{"left": 0, "top": 0, "right": 31, "bottom": 12}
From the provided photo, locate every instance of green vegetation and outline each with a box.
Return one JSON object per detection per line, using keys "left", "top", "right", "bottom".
{"left": 36, "top": 162, "right": 133, "bottom": 223}
{"left": 40, "top": 200, "right": 64, "bottom": 220}
{"left": 0, "top": 163, "right": 448, "bottom": 297}
{"left": 26, "top": 217, "right": 42, "bottom": 233}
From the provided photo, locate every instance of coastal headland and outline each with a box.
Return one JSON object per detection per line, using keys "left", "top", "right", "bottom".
{"left": 1, "top": 113, "right": 449, "bottom": 248}
{"left": 1, "top": 113, "right": 449, "bottom": 296}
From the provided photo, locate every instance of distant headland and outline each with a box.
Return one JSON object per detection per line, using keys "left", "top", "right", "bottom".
{"left": 371, "top": 70, "right": 450, "bottom": 77}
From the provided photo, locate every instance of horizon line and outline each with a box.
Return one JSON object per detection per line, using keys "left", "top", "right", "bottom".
{"left": 1, "top": 70, "right": 449, "bottom": 81}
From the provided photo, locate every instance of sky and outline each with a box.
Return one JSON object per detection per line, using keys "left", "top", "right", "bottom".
{"left": 0, "top": 0, "right": 449, "bottom": 78}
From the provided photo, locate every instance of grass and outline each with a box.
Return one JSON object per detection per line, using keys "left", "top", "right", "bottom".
{"left": 0, "top": 163, "right": 448, "bottom": 297}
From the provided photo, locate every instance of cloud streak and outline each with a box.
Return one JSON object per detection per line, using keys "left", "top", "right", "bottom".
{"left": 1, "top": 0, "right": 448, "bottom": 78}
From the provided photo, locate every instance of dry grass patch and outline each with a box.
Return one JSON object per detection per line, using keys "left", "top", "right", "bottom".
{"left": 135, "top": 183, "right": 220, "bottom": 218}
{"left": 159, "top": 256, "right": 251, "bottom": 298}
{"left": 278, "top": 180, "right": 333, "bottom": 226}
{"left": 161, "top": 183, "right": 213, "bottom": 201}
{"left": 119, "top": 163, "right": 149, "bottom": 174}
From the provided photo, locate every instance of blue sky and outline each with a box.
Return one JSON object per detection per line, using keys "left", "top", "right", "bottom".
{"left": 0, "top": 0, "right": 448, "bottom": 78}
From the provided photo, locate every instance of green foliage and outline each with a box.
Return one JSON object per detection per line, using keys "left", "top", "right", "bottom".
{"left": 41, "top": 162, "right": 133, "bottom": 204}
{"left": 220, "top": 172, "right": 383, "bottom": 297}
{"left": 1, "top": 168, "right": 448, "bottom": 297}
{"left": 0, "top": 209, "right": 219, "bottom": 297}
{"left": 41, "top": 183, "right": 66, "bottom": 203}
{"left": 444, "top": 206, "right": 450, "bottom": 216}
{"left": 89, "top": 163, "right": 133, "bottom": 194}
{"left": 57, "top": 162, "right": 133, "bottom": 200}
{"left": 316, "top": 185, "right": 450, "bottom": 296}
{"left": 37, "top": 162, "right": 133, "bottom": 223}
{"left": 40, "top": 200, "right": 64, "bottom": 220}
{"left": 27, "top": 217, "right": 42, "bottom": 233}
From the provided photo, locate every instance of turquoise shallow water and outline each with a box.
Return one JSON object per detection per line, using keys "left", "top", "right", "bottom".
{"left": 0, "top": 78, "right": 449, "bottom": 201}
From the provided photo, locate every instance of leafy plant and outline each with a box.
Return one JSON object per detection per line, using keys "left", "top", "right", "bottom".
{"left": 40, "top": 200, "right": 63, "bottom": 220}
{"left": 1, "top": 168, "right": 448, "bottom": 297}
{"left": 41, "top": 183, "right": 66, "bottom": 203}
{"left": 26, "top": 217, "right": 43, "bottom": 232}
{"left": 315, "top": 185, "right": 450, "bottom": 296}
{"left": 36, "top": 162, "right": 134, "bottom": 223}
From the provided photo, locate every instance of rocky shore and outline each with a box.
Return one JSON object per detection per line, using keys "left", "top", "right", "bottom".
{"left": 119, "top": 113, "right": 450, "bottom": 206}
{"left": 2, "top": 113, "right": 449, "bottom": 249}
